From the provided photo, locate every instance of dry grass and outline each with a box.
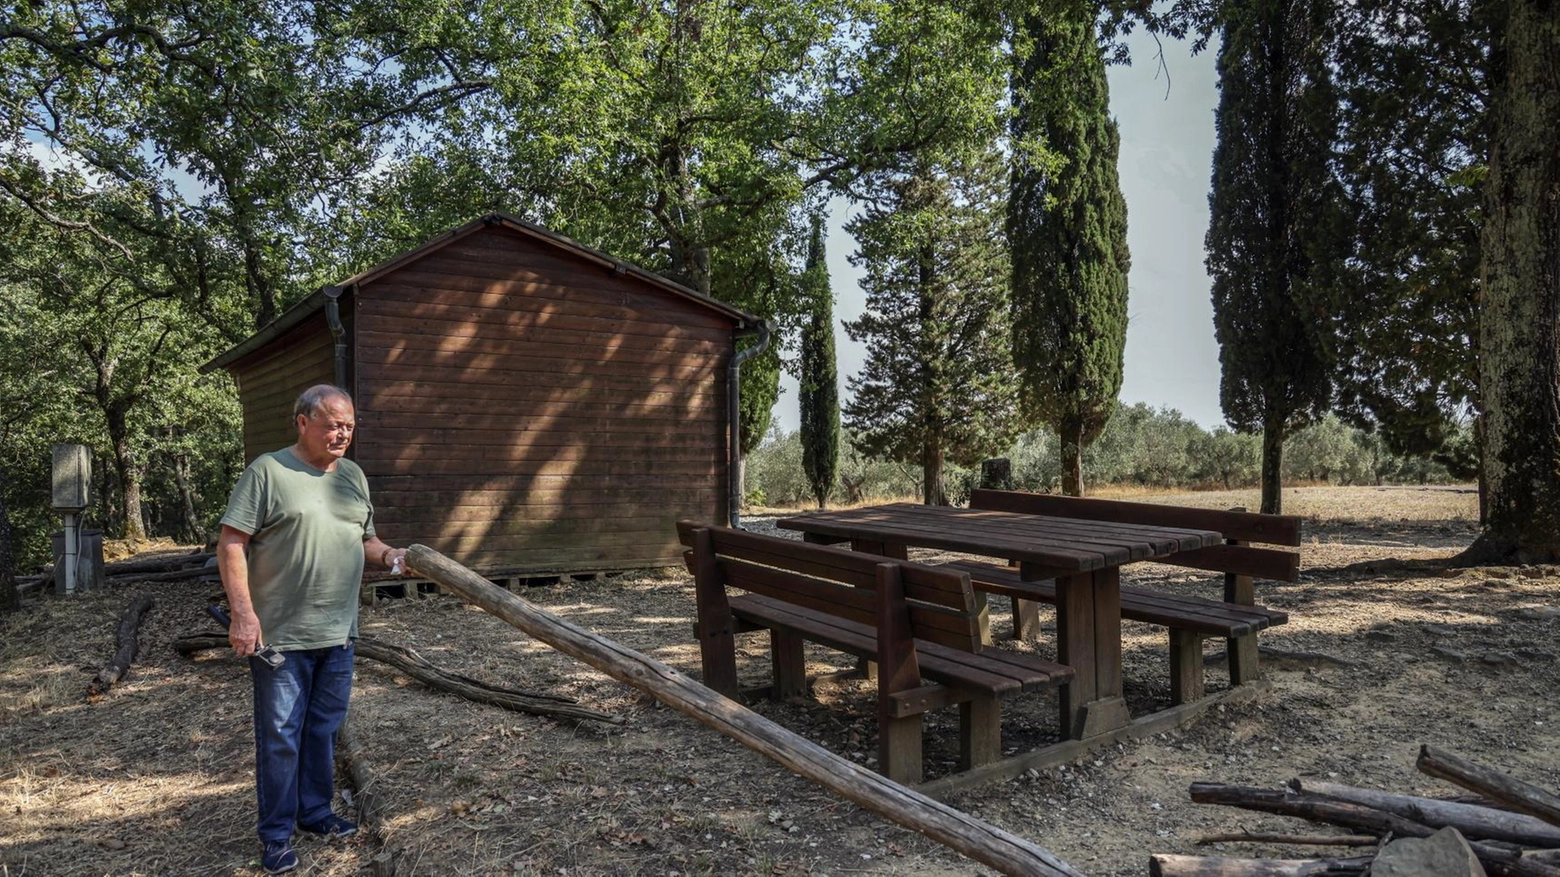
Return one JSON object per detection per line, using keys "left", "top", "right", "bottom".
{"left": 2, "top": 485, "right": 1552, "bottom": 877}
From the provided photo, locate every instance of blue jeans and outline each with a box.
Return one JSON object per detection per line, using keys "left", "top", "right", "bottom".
{"left": 249, "top": 642, "right": 354, "bottom": 842}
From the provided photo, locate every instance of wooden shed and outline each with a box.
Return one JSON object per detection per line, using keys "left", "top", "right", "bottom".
{"left": 202, "top": 214, "right": 766, "bottom": 575}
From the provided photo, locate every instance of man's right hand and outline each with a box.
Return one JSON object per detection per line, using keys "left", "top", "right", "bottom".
{"left": 229, "top": 608, "right": 264, "bottom": 657}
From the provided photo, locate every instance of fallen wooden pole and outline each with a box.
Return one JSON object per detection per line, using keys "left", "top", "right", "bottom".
{"left": 88, "top": 595, "right": 154, "bottom": 697}
{"left": 173, "top": 633, "right": 623, "bottom": 725}
{"left": 1187, "top": 783, "right": 1558, "bottom": 877}
{"left": 337, "top": 716, "right": 394, "bottom": 877}
{"left": 405, "top": 544, "right": 1085, "bottom": 877}
{"left": 1194, "top": 831, "right": 1379, "bottom": 848}
{"left": 1294, "top": 778, "right": 1560, "bottom": 847}
{"left": 1419, "top": 745, "right": 1560, "bottom": 830}
{"left": 1150, "top": 853, "right": 1372, "bottom": 876}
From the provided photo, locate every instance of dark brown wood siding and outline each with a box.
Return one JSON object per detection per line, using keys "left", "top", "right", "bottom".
{"left": 353, "top": 225, "right": 732, "bottom": 572}
{"left": 231, "top": 311, "right": 339, "bottom": 463}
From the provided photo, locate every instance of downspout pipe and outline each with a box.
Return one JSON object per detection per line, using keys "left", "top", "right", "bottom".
{"left": 323, "top": 285, "right": 349, "bottom": 391}
{"left": 729, "top": 318, "right": 774, "bottom": 529}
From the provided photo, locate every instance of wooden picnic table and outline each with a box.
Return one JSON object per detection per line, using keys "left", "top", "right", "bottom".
{"left": 776, "top": 503, "right": 1224, "bottom": 740}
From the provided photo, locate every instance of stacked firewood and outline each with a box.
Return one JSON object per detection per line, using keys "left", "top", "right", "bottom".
{"left": 21, "top": 548, "right": 216, "bottom": 593}
{"left": 1152, "top": 745, "right": 1560, "bottom": 876}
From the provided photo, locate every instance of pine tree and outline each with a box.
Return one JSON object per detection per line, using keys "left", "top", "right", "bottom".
{"left": 798, "top": 216, "right": 840, "bottom": 508}
{"left": 1206, "top": 0, "right": 1343, "bottom": 514}
{"left": 1008, "top": 3, "right": 1131, "bottom": 497}
{"left": 843, "top": 154, "right": 1020, "bottom": 505}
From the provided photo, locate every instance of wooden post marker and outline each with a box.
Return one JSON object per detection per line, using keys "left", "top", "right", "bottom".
{"left": 404, "top": 545, "right": 1085, "bottom": 877}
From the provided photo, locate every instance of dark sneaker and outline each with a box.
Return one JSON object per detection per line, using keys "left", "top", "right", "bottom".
{"left": 300, "top": 813, "right": 358, "bottom": 840}
{"left": 261, "top": 839, "right": 299, "bottom": 874}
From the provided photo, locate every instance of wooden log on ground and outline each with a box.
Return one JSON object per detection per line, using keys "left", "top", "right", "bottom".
{"left": 104, "top": 551, "right": 211, "bottom": 575}
{"left": 173, "top": 633, "right": 623, "bottom": 725}
{"left": 106, "top": 566, "right": 214, "bottom": 585}
{"left": 337, "top": 715, "right": 394, "bottom": 877}
{"left": 406, "top": 544, "right": 1085, "bottom": 877}
{"left": 1419, "top": 745, "right": 1560, "bottom": 830}
{"left": 1187, "top": 783, "right": 1559, "bottom": 877}
{"left": 1195, "top": 831, "right": 1380, "bottom": 847}
{"left": 1294, "top": 778, "right": 1560, "bottom": 847}
{"left": 1150, "top": 853, "right": 1373, "bottom": 876}
{"left": 88, "top": 595, "right": 154, "bottom": 697}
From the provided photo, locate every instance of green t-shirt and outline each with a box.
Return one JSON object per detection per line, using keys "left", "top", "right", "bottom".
{"left": 219, "top": 447, "right": 376, "bottom": 650}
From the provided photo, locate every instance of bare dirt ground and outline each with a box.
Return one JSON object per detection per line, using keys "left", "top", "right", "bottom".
{"left": 3, "top": 485, "right": 1558, "bottom": 876}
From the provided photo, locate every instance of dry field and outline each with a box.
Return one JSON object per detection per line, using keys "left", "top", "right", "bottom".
{"left": 3, "top": 485, "right": 1557, "bottom": 876}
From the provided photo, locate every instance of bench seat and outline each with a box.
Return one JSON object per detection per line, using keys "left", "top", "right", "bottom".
{"left": 936, "top": 559, "right": 1288, "bottom": 704}
{"left": 731, "top": 593, "right": 1073, "bottom": 697}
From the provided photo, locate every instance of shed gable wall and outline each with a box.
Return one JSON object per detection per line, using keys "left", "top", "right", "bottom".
{"left": 353, "top": 225, "right": 732, "bottom": 572}
{"left": 231, "top": 312, "right": 340, "bottom": 462}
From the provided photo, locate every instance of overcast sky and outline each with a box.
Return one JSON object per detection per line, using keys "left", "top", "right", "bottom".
{"left": 772, "top": 31, "right": 1226, "bottom": 437}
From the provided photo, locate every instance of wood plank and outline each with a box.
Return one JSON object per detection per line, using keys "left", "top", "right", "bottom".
{"left": 731, "top": 596, "right": 1027, "bottom": 695}
{"left": 358, "top": 317, "right": 727, "bottom": 369}
{"left": 360, "top": 445, "right": 723, "bottom": 467}
{"left": 369, "top": 474, "right": 727, "bottom": 494}
{"left": 357, "top": 426, "right": 723, "bottom": 449}
{"left": 358, "top": 334, "right": 721, "bottom": 379}
{"left": 382, "top": 259, "right": 733, "bottom": 331}
{"left": 354, "top": 368, "right": 720, "bottom": 405}
{"left": 377, "top": 508, "right": 719, "bottom": 533}
{"left": 362, "top": 293, "right": 732, "bottom": 350}
{"left": 364, "top": 456, "right": 724, "bottom": 479}
{"left": 1158, "top": 544, "right": 1301, "bottom": 582}
{"left": 676, "top": 524, "right": 973, "bottom": 607}
{"left": 364, "top": 281, "right": 732, "bottom": 342}
{"left": 778, "top": 508, "right": 1107, "bottom": 571}
{"left": 971, "top": 489, "right": 1303, "bottom": 546}
{"left": 881, "top": 503, "right": 1217, "bottom": 558}
{"left": 358, "top": 309, "right": 727, "bottom": 357}
{"left": 379, "top": 493, "right": 721, "bottom": 519}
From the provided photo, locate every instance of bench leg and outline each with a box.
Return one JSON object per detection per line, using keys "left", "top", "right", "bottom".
{"left": 771, "top": 629, "right": 807, "bottom": 699}
{"left": 1225, "top": 570, "right": 1262, "bottom": 685}
{"left": 1169, "top": 629, "right": 1207, "bottom": 705}
{"left": 1228, "top": 634, "right": 1261, "bottom": 686}
{"left": 1010, "top": 597, "right": 1041, "bottom": 642}
{"left": 958, "top": 697, "right": 1002, "bottom": 771}
{"left": 973, "top": 591, "right": 992, "bottom": 645}
{"left": 878, "top": 715, "right": 923, "bottom": 785}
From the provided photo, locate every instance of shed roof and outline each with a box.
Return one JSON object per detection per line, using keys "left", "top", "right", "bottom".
{"left": 201, "top": 213, "right": 760, "bottom": 373}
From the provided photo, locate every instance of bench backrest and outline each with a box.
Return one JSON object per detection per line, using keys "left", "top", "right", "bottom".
{"left": 969, "top": 489, "right": 1302, "bottom": 582}
{"left": 676, "top": 521, "right": 983, "bottom": 652}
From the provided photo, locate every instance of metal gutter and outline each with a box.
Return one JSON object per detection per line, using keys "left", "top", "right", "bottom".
{"left": 728, "top": 318, "right": 774, "bottom": 529}
{"left": 323, "top": 285, "right": 349, "bottom": 390}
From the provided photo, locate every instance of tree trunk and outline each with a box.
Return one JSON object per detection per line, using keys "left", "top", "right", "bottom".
{"left": 105, "top": 405, "right": 146, "bottom": 541}
{"left": 89, "top": 595, "right": 154, "bottom": 696}
{"left": 171, "top": 451, "right": 203, "bottom": 543}
{"left": 922, "top": 438, "right": 946, "bottom": 506}
{"left": 1418, "top": 745, "right": 1560, "bottom": 830}
{"left": 1294, "top": 778, "right": 1560, "bottom": 846}
{"left": 1464, "top": 0, "right": 1560, "bottom": 563}
{"left": 1060, "top": 416, "right": 1085, "bottom": 497}
{"left": 1260, "top": 416, "right": 1285, "bottom": 514}
{"left": 0, "top": 460, "right": 19, "bottom": 613}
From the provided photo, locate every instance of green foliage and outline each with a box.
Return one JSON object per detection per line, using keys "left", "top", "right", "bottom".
{"left": 842, "top": 151, "right": 1020, "bottom": 505}
{"left": 1008, "top": 1, "right": 1131, "bottom": 495}
{"left": 797, "top": 216, "right": 840, "bottom": 508}
{"left": 1324, "top": 0, "right": 1487, "bottom": 466}
{"left": 1205, "top": 0, "right": 1344, "bottom": 511}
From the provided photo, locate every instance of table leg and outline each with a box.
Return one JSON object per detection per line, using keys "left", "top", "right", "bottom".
{"left": 1055, "top": 567, "right": 1130, "bottom": 739}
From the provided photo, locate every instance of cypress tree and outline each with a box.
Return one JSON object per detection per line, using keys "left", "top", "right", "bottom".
{"left": 798, "top": 215, "right": 840, "bottom": 508}
{"left": 1205, "top": 0, "right": 1342, "bottom": 514}
{"left": 843, "top": 153, "right": 1019, "bottom": 505}
{"left": 1008, "top": 2, "right": 1131, "bottom": 498}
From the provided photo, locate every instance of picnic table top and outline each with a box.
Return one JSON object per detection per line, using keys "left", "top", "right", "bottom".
{"left": 775, "top": 503, "right": 1224, "bottom": 573}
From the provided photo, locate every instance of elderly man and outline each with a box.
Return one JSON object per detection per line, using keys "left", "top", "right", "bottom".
{"left": 217, "top": 384, "right": 406, "bottom": 875}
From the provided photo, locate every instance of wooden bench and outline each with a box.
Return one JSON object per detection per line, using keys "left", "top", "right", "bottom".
{"left": 954, "top": 489, "right": 1302, "bottom": 703}
{"left": 677, "top": 521, "right": 1073, "bottom": 785}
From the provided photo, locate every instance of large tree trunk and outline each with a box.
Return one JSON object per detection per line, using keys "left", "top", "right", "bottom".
{"left": 171, "top": 450, "right": 204, "bottom": 544}
{"left": 0, "top": 460, "right": 19, "bottom": 613}
{"left": 1059, "top": 415, "right": 1085, "bottom": 497}
{"left": 1260, "top": 416, "right": 1286, "bottom": 514}
{"left": 922, "top": 437, "right": 946, "bottom": 506}
{"left": 1464, "top": 0, "right": 1560, "bottom": 563}
{"left": 105, "top": 405, "right": 146, "bottom": 541}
